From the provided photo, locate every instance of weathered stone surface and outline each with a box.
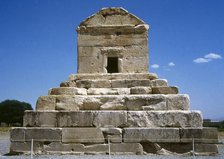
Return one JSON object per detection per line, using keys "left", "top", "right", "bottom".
{"left": 124, "top": 128, "right": 180, "bottom": 143}
{"left": 100, "top": 128, "right": 122, "bottom": 143}
{"left": 180, "top": 127, "right": 218, "bottom": 143}
{"left": 130, "top": 87, "right": 152, "bottom": 94}
{"left": 76, "top": 80, "right": 111, "bottom": 88}
{"left": 150, "top": 79, "right": 168, "bottom": 87}
{"left": 110, "top": 143, "right": 143, "bottom": 155}
{"left": 11, "top": 128, "right": 62, "bottom": 142}
{"left": 195, "top": 144, "right": 218, "bottom": 153}
{"left": 87, "top": 88, "right": 130, "bottom": 95}
{"left": 44, "top": 142, "right": 85, "bottom": 153}
{"left": 23, "top": 110, "right": 57, "bottom": 127}
{"left": 127, "top": 111, "right": 202, "bottom": 127}
{"left": 49, "top": 87, "right": 87, "bottom": 95}
{"left": 111, "top": 79, "right": 151, "bottom": 88}
{"left": 125, "top": 95, "right": 166, "bottom": 110}
{"left": 36, "top": 96, "right": 56, "bottom": 110}
{"left": 93, "top": 111, "right": 127, "bottom": 127}
{"left": 85, "top": 144, "right": 108, "bottom": 154}
{"left": 69, "top": 73, "right": 158, "bottom": 81}
{"left": 55, "top": 96, "right": 83, "bottom": 110}
{"left": 152, "top": 86, "right": 178, "bottom": 94}
{"left": 166, "top": 94, "right": 190, "bottom": 110}
{"left": 62, "top": 128, "right": 104, "bottom": 143}
{"left": 100, "top": 127, "right": 122, "bottom": 135}
{"left": 100, "top": 97, "right": 126, "bottom": 110}
{"left": 10, "top": 141, "right": 44, "bottom": 154}
{"left": 57, "top": 111, "right": 94, "bottom": 127}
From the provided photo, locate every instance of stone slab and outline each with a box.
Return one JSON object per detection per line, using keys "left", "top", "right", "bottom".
{"left": 62, "top": 128, "right": 104, "bottom": 143}
{"left": 166, "top": 94, "right": 190, "bottom": 110}
{"left": 180, "top": 127, "right": 218, "bottom": 143}
{"left": 57, "top": 111, "right": 94, "bottom": 127}
{"left": 44, "top": 142, "right": 85, "bottom": 153}
{"left": 23, "top": 110, "right": 57, "bottom": 127}
{"left": 130, "top": 87, "right": 152, "bottom": 94}
{"left": 49, "top": 87, "right": 87, "bottom": 95}
{"left": 76, "top": 79, "right": 111, "bottom": 88}
{"left": 111, "top": 79, "right": 151, "bottom": 88}
{"left": 87, "top": 88, "right": 130, "bottom": 95}
{"left": 110, "top": 143, "right": 143, "bottom": 155}
{"left": 36, "top": 96, "right": 56, "bottom": 110}
{"left": 11, "top": 127, "right": 62, "bottom": 142}
{"left": 127, "top": 111, "right": 202, "bottom": 127}
{"left": 152, "top": 86, "right": 178, "bottom": 94}
{"left": 150, "top": 79, "right": 168, "bottom": 87}
{"left": 93, "top": 111, "right": 127, "bottom": 127}
{"left": 123, "top": 128, "right": 180, "bottom": 143}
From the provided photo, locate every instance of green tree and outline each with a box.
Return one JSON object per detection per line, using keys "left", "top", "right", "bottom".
{"left": 0, "top": 100, "right": 33, "bottom": 126}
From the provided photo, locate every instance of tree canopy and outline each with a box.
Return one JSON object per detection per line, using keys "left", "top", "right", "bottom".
{"left": 0, "top": 99, "right": 33, "bottom": 126}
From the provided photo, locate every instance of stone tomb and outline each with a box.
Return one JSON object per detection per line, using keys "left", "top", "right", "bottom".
{"left": 10, "top": 8, "right": 218, "bottom": 155}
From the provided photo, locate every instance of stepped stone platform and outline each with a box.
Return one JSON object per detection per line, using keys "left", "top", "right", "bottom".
{"left": 10, "top": 7, "right": 218, "bottom": 155}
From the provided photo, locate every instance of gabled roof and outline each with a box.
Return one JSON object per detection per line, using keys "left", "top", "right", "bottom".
{"left": 79, "top": 7, "right": 145, "bottom": 27}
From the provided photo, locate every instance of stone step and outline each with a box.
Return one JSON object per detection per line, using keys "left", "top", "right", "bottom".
{"left": 69, "top": 73, "right": 158, "bottom": 81}
{"left": 10, "top": 127, "right": 218, "bottom": 155}
{"left": 36, "top": 94, "right": 189, "bottom": 111}
{"left": 60, "top": 79, "right": 168, "bottom": 88}
{"left": 23, "top": 110, "right": 202, "bottom": 128}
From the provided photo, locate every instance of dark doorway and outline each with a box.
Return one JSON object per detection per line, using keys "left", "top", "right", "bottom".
{"left": 107, "top": 57, "right": 118, "bottom": 73}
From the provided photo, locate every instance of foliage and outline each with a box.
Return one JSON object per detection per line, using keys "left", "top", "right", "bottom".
{"left": 0, "top": 100, "right": 33, "bottom": 126}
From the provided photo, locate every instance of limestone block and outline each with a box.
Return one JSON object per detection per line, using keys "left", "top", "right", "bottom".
{"left": 195, "top": 144, "right": 218, "bottom": 154}
{"left": 85, "top": 144, "right": 108, "bottom": 155}
{"left": 81, "top": 97, "right": 102, "bottom": 110}
{"left": 87, "top": 88, "right": 130, "bottom": 95}
{"left": 111, "top": 79, "right": 151, "bottom": 88}
{"left": 127, "top": 111, "right": 203, "bottom": 127}
{"left": 49, "top": 87, "right": 87, "bottom": 95}
{"left": 76, "top": 79, "right": 111, "bottom": 88}
{"left": 44, "top": 142, "right": 85, "bottom": 153}
{"left": 150, "top": 79, "right": 168, "bottom": 87}
{"left": 62, "top": 128, "right": 104, "bottom": 143}
{"left": 93, "top": 111, "right": 127, "bottom": 127}
{"left": 152, "top": 86, "right": 178, "bottom": 94}
{"left": 180, "top": 127, "right": 218, "bottom": 143}
{"left": 123, "top": 128, "right": 180, "bottom": 143}
{"left": 60, "top": 81, "right": 71, "bottom": 87}
{"left": 130, "top": 87, "right": 152, "bottom": 94}
{"left": 36, "top": 96, "right": 56, "bottom": 110}
{"left": 70, "top": 73, "right": 158, "bottom": 81}
{"left": 125, "top": 95, "right": 166, "bottom": 110}
{"left": 11, "top": 128, "right": 62, "bottom": 142}
{"left": 23, "top": 110, "right": 57, "bottom": 127}
{"left": 122, "top": 56, "right": 148, "bottom": 73}
{"left": 55, "top": 96, "right": 84, "bottom": 110}
{"left": 57, "top": 111, "right": 94, "bottom": 127}
{"left": 78, "top": 56, "right": 103, "bottom": 74}
{"left": 166, "top": 94, "right": 190, "bottom": 110}
{"left": 10, "top": 141, "right": 43, "bottom": 154}
{"left": 100, "top": 97, "right": 126, "bottom": 110}
{"left": 110, "top": 143, "right": 143, "bottom": 155}
{"left": 100, "top": 128, "right": 122, "bottom": 143}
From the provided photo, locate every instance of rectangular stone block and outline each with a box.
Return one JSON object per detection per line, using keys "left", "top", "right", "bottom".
{"left": 87, "top": 88, "right": 130, "bottom": 95}
{"left": 127, "top": 111, "right": 202, "bottom": 127}
{"left": 44, "top": 142, "right": 85, "bottom": 153}
{"left": 49, "top": 87, "right": 87, "bottom": 95}
{"left": 195, "top": 143, "right": 218, "bottom": 154}
{"left": 123, "top": 128, "right": 180, "bottom": 143}
{"left": 85, "top": 144, "right": 108, "bottom": 154}
{"left": 166, "top": 94, "right": 189, "bottom": 110}
{"left": 111, "top": 79, "right": 151, "bottom": 88}
{"left": 36, "top": 96, "right": 56, "bottom": 110}
{"left": 125, "top": 95, "right": 166, "bottom": 110}
{"left": 110, "top": 143, "right": 143, "bottom": 155}
{"left": 62, "top": 128, "right": 104, "bottom": 143}
{"left": 57, "top": 111, "right": 94, "bottom": 127}
{"left": 55, "top": 96, "right": 84, "bottom": 110}
{"left": 11, "top": 128, "right": 62, "bottom": 142}
{"left": 130, "top": 87, "right": 152, "bottom": 94}
{"left": 150, "top": 79, "right": 168, "bottom": 87}
{"left": 23, "top": 110, "right": 57, "bottom": 127}
{"left": 76, "top": 79, "right": 111, "bottom": 88}
{"left": 93, "top": 111, "right": 127, "bottom": 127}
{"left": 10, "top": 141, "right": 43, "bottom": 154}
{"left": 180, "top": 127, "right": 218, "bottom": 143}
{"left": 152, "top": 86, "right": 178, "bottom": 94}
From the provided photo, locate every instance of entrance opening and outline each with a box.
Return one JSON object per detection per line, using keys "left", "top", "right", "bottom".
{"left": 107, "top": 57, "right": 118, "bottom": 73}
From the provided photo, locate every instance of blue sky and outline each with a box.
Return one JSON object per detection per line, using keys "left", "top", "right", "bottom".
{"left": 0, "top": 0, "right": 223, "bottom": 120}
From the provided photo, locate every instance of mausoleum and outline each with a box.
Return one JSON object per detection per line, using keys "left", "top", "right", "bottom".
{"left": 10, "top": 7, "right": 218, "bottom": 155}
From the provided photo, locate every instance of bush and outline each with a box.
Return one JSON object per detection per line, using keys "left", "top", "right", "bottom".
{"left": 0, "top": 100, "right": 33, "bottom": 126}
